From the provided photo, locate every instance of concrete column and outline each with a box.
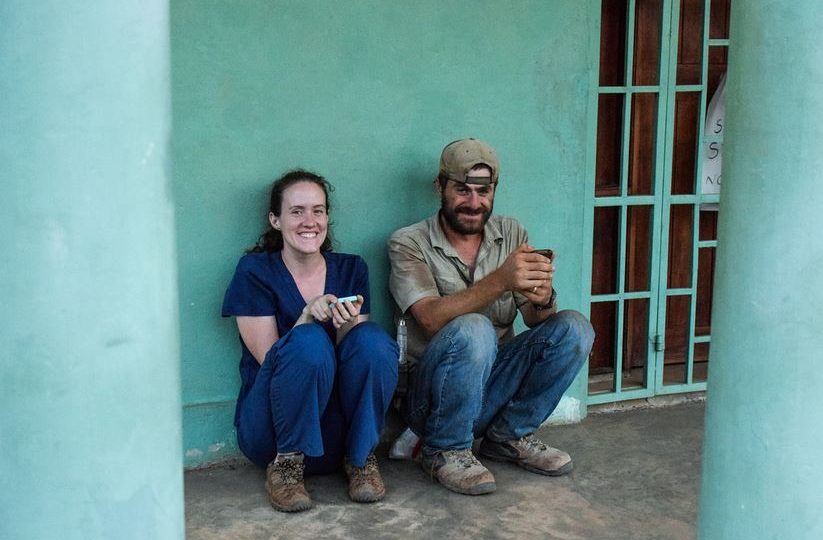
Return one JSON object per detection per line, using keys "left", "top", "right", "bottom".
{"left": 0, "top": 2, "right": 183, "bottom": 539}
{"left": 698, "top": 2, "right": 823, "bottom": 539}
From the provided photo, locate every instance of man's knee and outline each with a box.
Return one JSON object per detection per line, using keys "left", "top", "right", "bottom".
{"left": 538, "top": 310, "right": 594, "bottom": 346}
{"left": 558, "top": 310, "right": 594, "bottom": 347}
{"left": 443, "top": 313, "right": 496, "bottom": 350}
{"left": 428, "top": 313, "right": 497, "bottom": 370}
{"left": 527, "top": 310, "right": 593, "bottom": 373}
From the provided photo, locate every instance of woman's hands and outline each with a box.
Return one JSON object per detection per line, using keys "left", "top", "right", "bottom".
{"left": 328, "top": 294, "right": 364, "bottom": 329}
{"left": 296, "top": 294, "right": 365, "bottom": 329}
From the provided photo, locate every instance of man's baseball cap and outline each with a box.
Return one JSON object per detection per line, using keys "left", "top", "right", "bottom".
{"left": 438, "top": 138, "right": 500, "bottom": 185}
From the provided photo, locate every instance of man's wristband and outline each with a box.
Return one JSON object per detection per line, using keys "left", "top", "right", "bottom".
{"left": 532, "top": 288, "right": 557, "bottom": 311}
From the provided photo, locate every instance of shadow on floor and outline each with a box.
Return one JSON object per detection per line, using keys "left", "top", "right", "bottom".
{"left": 185, "top": 402, "right": 704, "bottom": 540}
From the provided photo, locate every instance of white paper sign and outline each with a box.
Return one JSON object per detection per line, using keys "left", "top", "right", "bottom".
{"left": 701, "top": 74, "right": 726, "bottom": 204}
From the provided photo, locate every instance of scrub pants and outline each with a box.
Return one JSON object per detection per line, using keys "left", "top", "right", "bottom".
{"left": 236, "top": 321, "right": 398, "bottom": 473}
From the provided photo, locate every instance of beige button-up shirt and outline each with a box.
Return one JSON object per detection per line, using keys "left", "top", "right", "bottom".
{"left": 388, "top": 213, "right": 529, "bottom": 365}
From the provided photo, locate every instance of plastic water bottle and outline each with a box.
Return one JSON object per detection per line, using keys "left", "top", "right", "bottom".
{"left": 393, "top": 317, "right": 408, "bottom": 412}
{"left": 389, "top": 316, "right": 420, "bottom": 459}
{"left": 396, "top": 317, "right": 407, "bottom": 366}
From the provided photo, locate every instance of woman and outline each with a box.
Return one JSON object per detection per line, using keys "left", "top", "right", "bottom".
{"left": 222, "top": 170, "right": 398, "bottom": 512}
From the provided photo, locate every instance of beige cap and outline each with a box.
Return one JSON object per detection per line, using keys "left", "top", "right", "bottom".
{"left": 438, "top": 138, "right": 500, "bottom": 185}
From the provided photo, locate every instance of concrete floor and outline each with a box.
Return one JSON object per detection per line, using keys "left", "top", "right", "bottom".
{"left": 185, "top": 402, "right": 704, "bottom": 540}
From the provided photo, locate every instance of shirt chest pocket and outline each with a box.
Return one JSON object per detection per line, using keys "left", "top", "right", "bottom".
{"left": 433, "top": 273, "right": 469, "bottom": 296}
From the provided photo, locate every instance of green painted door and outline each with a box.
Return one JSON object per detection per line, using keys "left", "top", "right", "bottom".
{"left": 585, "top": 0, "right": 731, "bottom": 403}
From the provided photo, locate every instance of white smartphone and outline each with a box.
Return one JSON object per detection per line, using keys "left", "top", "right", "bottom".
{"left": 329, "top": 295, "right": 358, "bottom": 307}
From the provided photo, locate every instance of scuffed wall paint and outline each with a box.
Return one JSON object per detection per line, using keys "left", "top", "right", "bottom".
{"left": 183, "top": 402, "right": 239, "bottom": 468}
{"left": 544, "top": 396, "right": 583, "bottom": 426}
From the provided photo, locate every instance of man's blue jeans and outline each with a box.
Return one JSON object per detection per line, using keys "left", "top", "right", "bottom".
{"left": 236, "top": 322, "right": 398, "bottom": 473}
{"left": 405, "top": 311, "right": 594, "bottom": 450}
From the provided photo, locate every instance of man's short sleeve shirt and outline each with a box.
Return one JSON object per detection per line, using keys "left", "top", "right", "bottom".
{"left": 388, "top": 213, "right": 528, "bottom": 362}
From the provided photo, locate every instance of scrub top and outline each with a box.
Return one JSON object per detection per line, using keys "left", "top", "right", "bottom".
{"left": 222, "top": 250, "right": 371, "bottom": 424}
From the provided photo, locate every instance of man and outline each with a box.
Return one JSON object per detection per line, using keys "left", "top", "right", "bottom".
{"left": 388, "top": 138, "right": 594, "bottom": 495}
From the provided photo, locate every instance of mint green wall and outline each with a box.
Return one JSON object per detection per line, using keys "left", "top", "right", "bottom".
{"left": 1, "top": 1, "right": 183, "bottom": 539}
{"left": 697, "top": 2, "right": 823, "bottom": 539}
{"left": 173, "top": 0, "right": 596, "bottom": 467}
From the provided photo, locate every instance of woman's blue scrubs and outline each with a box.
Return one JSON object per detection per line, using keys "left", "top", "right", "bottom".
{"left": 222, "top": 250, "right": 398, "bottom": 473}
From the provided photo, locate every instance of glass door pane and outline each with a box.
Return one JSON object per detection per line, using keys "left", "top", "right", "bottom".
{"left": 593, "top": 206, "right": 621, "bottom": 295}
{"left": 626, "top": 205, "right": 653, "bottom": 292}
{"left": 633, "top": 0, "right": 663, "bottom": 85}
{"left": 623, "top": 298, "right": 650, "bottom": 390}
{"left": 667, "top": 204, "right": 695, "bottom": 288}
{"left": 676, "top": 0, "right": 705, "bottom": 85}
{"left": 600, "top": 0, "right": 628, "bottom": 87}
{"left": 671, "top": 92, "right": 701, "bottom": 195}
{"left": 709, "top": 0, "right": 731, "bottom": 39}
{"left": 628, "top": 94, "right": 659, "bottom": 195}
{"left": 589, "top": 301, "right": 619, "bottom": 395}
{"left": 596, "top": 95, "right": 625, "bottom": 196}
{"left": 663, "top": 295, "right": 692, "bottom": 385}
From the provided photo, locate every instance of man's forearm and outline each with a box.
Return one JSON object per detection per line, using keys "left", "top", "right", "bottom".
{"left": 410, "top": 270, "right": 508, "bottom": 337}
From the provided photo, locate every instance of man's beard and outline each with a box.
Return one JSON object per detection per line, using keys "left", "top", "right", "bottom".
{"left": 440, "top": 195, "right": 493, "bottom": 235}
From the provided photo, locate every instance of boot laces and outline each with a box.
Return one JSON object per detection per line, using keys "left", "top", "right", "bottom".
{"left": 443, "top": 448, "right": 481, "bottom": 469}
{"left": 349, "top": 453, "right": 379, "bottom": 480}
{"left": 274, "top": 457, "right": 303, "bottom": 485}
{"left": 519, "top": 434, "right": 548, "bottom": 452}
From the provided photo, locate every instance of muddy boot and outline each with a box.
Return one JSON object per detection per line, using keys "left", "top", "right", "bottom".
{"left": 265, "top": 452, "right": 312, "bottom": 512}
{"left": 478, "top": 434, "right": 573, "bottom": 476}
{"left": 344, "top": 453, "right": 386, "bottom": 503}
{"left": 419, "top": 448, "right": 496, "bottom": 495}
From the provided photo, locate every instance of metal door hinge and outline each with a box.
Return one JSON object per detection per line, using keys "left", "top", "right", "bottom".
{"left": 652, "top": 335, "right": 665, "bottom": 352}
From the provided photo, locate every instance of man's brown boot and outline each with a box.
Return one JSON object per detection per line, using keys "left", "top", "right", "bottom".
{"left": 265, "top": 453, "right": 312, "bottom": 512}
{"left": 420, "top": 448, "right": 496, "bottom": 495}
{"left": 478, "top": 433, "right": 573, "bottom": 476}
{"left": 344, "top": 453, "right": 386, "bottom": 503}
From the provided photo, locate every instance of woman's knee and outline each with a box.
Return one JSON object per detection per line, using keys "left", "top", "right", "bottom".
{"left": 341, "top": 321, "right": 396, "bottom": 354}
{"left": 275, "top": 322, "right": 335, "bottom": 372}
{"left": 339, "top": 321, "right": 399, "bottom": 376}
